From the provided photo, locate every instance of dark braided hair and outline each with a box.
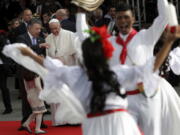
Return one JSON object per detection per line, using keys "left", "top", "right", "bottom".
{"left": 82, "top": 38, "right": 126, "bottom": 114}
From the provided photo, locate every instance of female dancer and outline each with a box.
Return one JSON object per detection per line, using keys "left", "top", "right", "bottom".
{"left": 3, "top": 25, "right": 180, "bottom": 135}
{"left": 21, "top": 68, "right": 47, "bottom": 134}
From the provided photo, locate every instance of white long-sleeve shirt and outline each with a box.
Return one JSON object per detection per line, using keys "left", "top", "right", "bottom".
{"left": 109, "top": 0, "right": 169, "bottom": 66}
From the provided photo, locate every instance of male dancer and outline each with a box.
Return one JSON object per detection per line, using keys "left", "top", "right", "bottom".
{"left": 108, "top": 1, "right": 180, "bottom": 135}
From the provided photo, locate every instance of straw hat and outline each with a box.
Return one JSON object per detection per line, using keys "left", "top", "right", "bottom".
{"left": 71, "top": 0, "right": 104, "bottom": 11}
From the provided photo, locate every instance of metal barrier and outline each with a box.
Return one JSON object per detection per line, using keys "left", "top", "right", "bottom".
{"left": 111, "top": 0, "right": 179, "bottom": 29}
{"left": 126, "top": 0, "right": 180, "bottom": 29}
{"left": 126, "top": 0, "right": 146, "bottom": 29}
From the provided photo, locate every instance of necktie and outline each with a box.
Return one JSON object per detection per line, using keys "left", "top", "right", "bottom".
{"left": 32, "top": 37, "right": 37, "bottom": 45}
{"left": 116, "top": 29, "right": 137, "bottom": 64}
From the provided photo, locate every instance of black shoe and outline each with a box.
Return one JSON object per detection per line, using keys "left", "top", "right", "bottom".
{"left": 18, "top": 95, "right": 22, "bottom": 99}
{"left": 18, "top": 126, "right": 26, "bottom": 131}
{"left": 68, "top": 124, "right": 81, "bottom": 126}
{"left": 2, "top": 109, "right": 12, "bottom": 114}
{"left": 41, "top": 124, "right": 48, "bottom": 129}
{"left": 18, "top": 126, "right": 32, "bottom": 133}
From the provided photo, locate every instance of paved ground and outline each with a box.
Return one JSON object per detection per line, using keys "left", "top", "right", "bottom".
{"left": 0, "top": 77, "right": 180, "bottom": 121}
{"left": 0, "top": 77, "right": 51, "bottom": 121}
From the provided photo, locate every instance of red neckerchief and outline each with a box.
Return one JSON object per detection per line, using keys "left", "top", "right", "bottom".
{"left": 116, "top": 29, "right": 137, "bottom": 64}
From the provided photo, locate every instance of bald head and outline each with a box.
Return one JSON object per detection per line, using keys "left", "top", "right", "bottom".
{"left": 22, "top": 9, "right": 32, "bottom": 23}
{"left": 93, "top": 8, "right": 103, "bottom": 19}
{"left": 55, "top": 9, "right": 68, "bottom": 21}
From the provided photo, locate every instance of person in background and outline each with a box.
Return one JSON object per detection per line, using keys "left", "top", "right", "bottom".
{"left": 92, "top": 5, "right": 117, "bottom": 35}
{"left": 8, "top": 18, "right": 20, "bottom": 43}
{"left": 0, "top": 30, "right": 13, "bottom": 115}
{"left": 15, "top": 9, "right": 33, "bottom": 36}
{"left": 41, "top": 12, "right": 51, "bottom": 35}
{"left": 55, "top": 9, "right": 76, "bottom": 32}
{"left": 91, "top": 8, "right": 104, "bottom": 26}
{"left": 14, "top": 9, "right": 33, "bottom": 101}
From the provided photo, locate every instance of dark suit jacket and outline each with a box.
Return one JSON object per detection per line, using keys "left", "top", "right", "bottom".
{"left": 0, "top": 33, "right": 13, "bottom": 63}
{"left": 16, "top": 32, "right": 46, "bottom": 56}
{"left": 94, "top": 18, "right": 111, "bottom": 27}
{"left": 16, "top": 32, "right": 46, "bottom": 80}
{"left": 61, "top": 19, "right": 76, "bottom": 32}
{"left": 15, "top": 22, "right": 27, "bottom": 36}
{"left": 94, "top": 18, "right": 118, "bottom": 35}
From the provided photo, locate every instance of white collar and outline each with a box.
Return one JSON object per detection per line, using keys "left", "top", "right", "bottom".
{"left": 23, "top": 21, "right": 28, "bottom": 27}
{"left": 28, "top": 31, "right": 34, "bottom": 40}
{"left": 119, "top": 33, "right": 128, "bottom": 41}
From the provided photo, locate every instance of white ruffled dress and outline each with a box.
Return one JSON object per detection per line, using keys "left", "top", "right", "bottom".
{"left": 4, "top": 44, "right": 180, "bottom": 135}
{"left": 2, "top": 44, "right": 149, "bottom": 135}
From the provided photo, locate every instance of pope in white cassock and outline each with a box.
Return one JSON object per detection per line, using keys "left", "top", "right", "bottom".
{"left": 45, "top": 18, "right": 81, "bottom": 126}
{"left": 46, "top": 19, "right": 79, "bottom": 66}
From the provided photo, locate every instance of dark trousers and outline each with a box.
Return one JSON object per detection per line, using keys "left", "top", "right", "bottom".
{"left": 0, "top": 65, "right": 12, "bottom": 110}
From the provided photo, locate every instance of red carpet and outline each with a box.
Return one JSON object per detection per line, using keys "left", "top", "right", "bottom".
{"left": 0, "top": 121, "right": 82, "bottom": 135}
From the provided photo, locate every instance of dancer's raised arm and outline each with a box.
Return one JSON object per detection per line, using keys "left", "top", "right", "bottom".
{"left": 154, "top": 26, "right": 180, "bottom": 71}
{"left": 19, "top": 47, "right": 44, "bottom": 66}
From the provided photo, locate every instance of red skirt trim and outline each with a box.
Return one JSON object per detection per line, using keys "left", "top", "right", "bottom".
{"left": 126, "top": 89, "right": 141, "bottom": 95}
{"left": 87, "top": 108, "right": 127, "bottom": 118}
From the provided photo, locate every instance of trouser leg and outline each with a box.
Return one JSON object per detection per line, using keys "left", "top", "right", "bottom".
{"left": 0, "top": 66, "right": 12, "bottom": 110}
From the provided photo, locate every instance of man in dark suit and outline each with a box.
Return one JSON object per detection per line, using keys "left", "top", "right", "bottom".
{"left": 55, "top": 9, "right": 76, "bottom": 32}
{"left": 0, "top": 31, "right": 13, "bottom": 114}
{"left": 95, "top": 6, "right": 117, "bottom": 35}
{"left": 16, "top": 18, "right": 49, "bottom": 131}
{"left": 13, "top": 9, "right": 33, "bottom": 97}
{"left": 15, "top": 9, "right": 33, "bottom": 36}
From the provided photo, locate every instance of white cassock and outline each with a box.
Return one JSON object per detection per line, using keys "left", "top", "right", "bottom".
{"left": 46, "top": 28, "right": 78, "bottom": 66}
{"left": 46, "top": 28, "right": 83, "bottom": 125}
{"left": 108, "top": 0, "right": 180, "bottom": 135}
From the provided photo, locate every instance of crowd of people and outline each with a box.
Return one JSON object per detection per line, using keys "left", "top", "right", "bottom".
{"left": 0, "top": 0, "right": 180, "bottom": 135}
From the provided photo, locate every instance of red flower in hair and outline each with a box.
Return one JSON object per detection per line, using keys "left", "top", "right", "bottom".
{"left": 91, "top": 25, "right": 114, "bottom": 59}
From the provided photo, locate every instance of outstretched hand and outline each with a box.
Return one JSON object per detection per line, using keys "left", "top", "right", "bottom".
{"left": 18, "top": 47, "right": 44, "bottom": 66}
{"left": 154, "top": 25, "right": 180, "bottom": 72}
{"left": 39, "top": 43, "right": 50, "bottom": 48}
